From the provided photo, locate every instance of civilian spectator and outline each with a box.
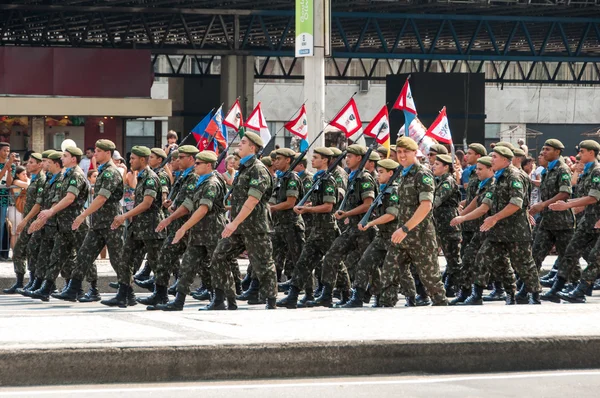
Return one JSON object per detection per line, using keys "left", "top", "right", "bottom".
{"left": 164, "top": 130, "right": 179, "bottom": 155}
{"left": 8, "top": 166, "right": 29, "bottom": 250}
{"left": 79, "top": 147, "right": 95, "bottom": 175}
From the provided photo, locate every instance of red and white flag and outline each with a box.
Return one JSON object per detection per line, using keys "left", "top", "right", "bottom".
{"left": 426, "top": 107, "right": 453, "bottom": 144}
{"left": 284, "top": 104, "right": 308, "bottom": 139}
{"left": 393, "top": 79, "right": 417, "bottom": 114}
{"left": 245, "top": 103, "right": 272, "bottom": 144}
{"left": 223, "top": 99, "right": 243, "bottom": 130}
{"left": 363, "top": 105, "right": 390, "bottom": 144}
{"left": 329, "top": 98, "right": 362, "bottom": 137}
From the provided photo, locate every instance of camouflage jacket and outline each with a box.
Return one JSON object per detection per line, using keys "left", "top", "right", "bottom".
{"left": 41, "top": 172, "right": 62, "bottom": 237}
{"left": 373, "top": 182, "right": 400, "bottom": 240}
{"left": 298, "top": 170, "right": 313, "bottom": 228}
{"left": 517, "top": 167, "right": 532, "bottom": 208}
{"left": 307, "top": 171, "right": 337, "bottom": 229}
{"left": 170, "top": 167, "right": 198, "bottom": 230}
{"left": 538, "top": 159, "right": 575, "bottom": 231}
{"left": 433, "top": 173, "right": 462, "bottom": 235}
{"left": 92, "top": 160, "right": 124, "bottom": 230}
{"left": 270, "top": 171, "right": 304, "bottom": 228}
{"left": 53, "top": 165, "right": 89, "bottom": 232}
{"left": 183, "top": 171, "right": 227, "bottom": 247}
{"left": 481, "top": 165, "right": 531, "bottom": 242}
{"left": 230, "top": 155, "right": 274, "bottom": 235}
{"left": 343, "top": 170, "right": 376, "bottom": 225}
{"left": 578, "top": 161, "right": 600, "bottom": 231}
{"left": 154, "top": 167, "right": 171, "bottom": 196}
{"left": 472, "top": 177, "right": 494, "bottom": 231}
{"left": 23, "top": 171, "right": 47, "bottom": 223}
{"left": 129, "top": 167, "right": 166, "bottom": 240}
{"left": 462, "top": 166, "right": 480, "bottom": 232}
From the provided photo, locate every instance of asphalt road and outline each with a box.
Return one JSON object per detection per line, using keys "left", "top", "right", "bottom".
{"left": 1, "top": 370, "right": 598, "bottom": 398}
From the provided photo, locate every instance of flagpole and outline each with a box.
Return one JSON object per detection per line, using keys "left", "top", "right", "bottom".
{"left": 204, "top": 102, "right": 225, "bottom": 150}
{"left": 256, "top": 99, "right": 308, "bottom": 157}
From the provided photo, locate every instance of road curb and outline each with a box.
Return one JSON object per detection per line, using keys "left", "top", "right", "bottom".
{"left": 0, "top": 336, "right": 599, "bottom": 386}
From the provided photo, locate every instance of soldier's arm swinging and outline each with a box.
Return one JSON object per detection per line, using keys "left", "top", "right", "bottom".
{"left": 480, "top": 203, "right": 520, "bottom": 232}
{"left": 270, "top": 196, "right": 296, "bottom": 212}
{"left": 550, "top": 195, "right": 597, "bottom": 211}
{"left": 296, "top": 202, "right": 333, "bottom": 214}
{"left": 19, "top": 203, "right": 41, "bottom": 230}
{"left": 122, "top": 195, "right": 154, "bottom": 221}
{"left": 156, "top": 205, "right": 190, "bottom": 232}
{"left": 451, "top": 203, "right": 490, "bottom": 226}
{"left": 360, "top": 213, "right": 395, "bottom": 231}
{"left": 530, "top": 191, "right": 570, "bottom": 215}
{"left": 222, "top": 196, "right": 260, "bottom": 238}
{"left": 337, "top": 197, "right": 373, "bottom": 219}
{"left": 459, "top": 196, "right": 479, "bottom": 216}
{"left": 38, "top": 192, "right": 76, "bottom": 221}
{"left": 171, "top": 205, "right": 209, "bottom": 245}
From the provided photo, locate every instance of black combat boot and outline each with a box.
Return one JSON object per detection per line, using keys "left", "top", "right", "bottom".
{"left": 540, "top": 274, "right": 557, "bottom": 288}
{"left": 483, "top": 281, "right": 507, "bottom": 302}
{"left": 109, "top": 281, "right": 120, "bottom": 290}
{"left": 594, "top": 278, "right": 600, "bottom": 291}
{"left": 515, "top": 284, "right": 529, "bottom": 304}
{"left": 339, "top": 288, "right": 364, "bottom": 308}
{"left": 444, "top": 275, "right": 456, "bottom": 298}
{"left": 100, "top": 283, "right": 129, "bottom": 307}
{"left": 30, "top": 280, "right": 55, "bottom": 302}
{"left": 241, "top": 273, "right": 251, "bottom": 291}
{"left": 16, "top": 272, "right": 35, "bottom": 294}
{"left": 405, "top": 296, "right": 416, "bottom": 307}
{"left": 168, "top": 276, "right": 179, "bottom": 296}
{"left": 192, "top": 287, "right": 212, "bottom": 301}
{"left": 265, "top": 297, "right": 277, "bottom": 310}
{"left": 78, "top": 280, "right": 101, "bottom": 302}
{"left": 278, "top": 279, "right": 292, "bottom": 293}
{"left": 156, "top": 292, "right": 186, "bottom": 311}
{"left": 227, "top": 296, "right": 238, "bottom": 310}
{"left": 204, "top": 289, "right": 226, "bottom": 311}
{"left": 415, "top": 281, "right": 431, "bottom": 306}
{"left": 134, "top": 277, "right": 155, "bottom": 292}
{"left": 296, "top": 288, "right": 315, "bottom": 308}
{"left": 557, "top": 280, "right": 590, "bottom": 304}
{"left": 277, "top": 285, "right": 299, "bottom": 309}
{"left": 460, "top": 284, "right": 484, "bottom": 305}
{"left": 314, "top": 280, "right": 324, "bottom": 298}
{"left": 334, "top": 289, "right": 351, "bottom": 307}
{"left": 52, "top": 278, "right": 83, "bottom": 302}
{"left": 432, "top": 295, "right": 449, "bottom": 306}
{"left": 127, "top": 285, "right": 137, "bottom": 306}
{"left": 21, "top": 277, "right": 42, "bottom": 297}
{"left": 540, "top": 268, "right": 557, "bottom": 282}
{"left": 529, "top": 292, "right": 542, "bottom": 305}
{"left": 234, "top": 278, "right": 242, "bottom": 296}
{"left": 449, "top": 286, "right": 470, "bottom": 306}
{"left": 3, "top": 273, "right": 24, "bottom": 294}
{"left": 237, "top": 278, "right": 259, "bottom": 302}
{"left": 540, "top": 276, "right": 566, "bottom": 303}
{"left": 305, "top": 283, "right": 333, "bottom": 308}
{"left": 134, "top": 263, "right": 152, "bottom": 281}
{"left": 372, "top": 295, "right": 381, "bottom": 308}
{"left": 139, "top": 284, "right": 169, "bottom": 307}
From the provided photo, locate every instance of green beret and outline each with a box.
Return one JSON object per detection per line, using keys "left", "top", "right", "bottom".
{"left": 436, "top": 154, "right": 453, "bottom": 165}
{"left": 346, "top": 144, "right": 368, "bottom": 156}
{"left": 376, "top": 146, "right": 389, "bottom": 157}
{"left": 269, "top": 150, "right": 278, "bottom": 160}
{"left": 275, "top": 148, "right": 297, "bottom": 158}
{"left": 328, "top": 147, "right": 343, "bottom": 156}
{"left": 178, "top": 145, "right": 200, "bottom": 155}
{"left": 544, "top": 139, "right": 565, "bottom": 150}
{"left": 41, "top": 150, "right": 55, "bottom": 159}
{"left": 48, "top": 151, "right": 62, "bottom": 160}
{"left": 513, "top": 148, "right": 526, "bottom": 157}
{"left": 429, "top": 144, "right": 448, "bottom": 154}
{"left": 579, "top": 140, "right": 600, "bottom": 153}
{"left": 396, "top": 137, "right": 418, "bottom": 151}
{"left": 244, "top": 131, "right": 264, "bottom": 148}
{"left": 64, "top": 146, "right": 83, "bottom": 157}
{"left": 493, "top": 146, "right": 514, "bottom": 160}
{"left": 468, "top": 143, "right": 487, "bottom": 156}
{"left": 95, "top": 139, "right": 116, "bottom": 151}
{"left": 131, "top": 145, "right": 151, "bottom": 157}
{"left": 151, "top": 148, "right": 168, "bottom": 159}
{"left": 369, "top": 151, "right": 381, "bottom": 161}
{"left": 495, "top": 141, "right": 515, "bottom": 151}
{"left": 477, "top": 156, "right": 493, "bottom": 167}
{"left": 294, "top": 152, "right": 308, "bottom": 164}
{"left": 389, "top": 145, "right": 397, "bottom": 152}
{"left": 195, "top": 150, "right": 218, "bottom": 163}
{"left": 261, "top": 157, "right": 273, "bottom": 167}
{"left": 314, "top": 147, "right": 334, "bottom": 157}
{"left": 170, "top": 150, "right": 179, "bottom": 159}
{"left": 377, "top": 158, "right": 399, "bottom": 170}
{"left": 30, "top": 153, "right": 43, "bottom": 161}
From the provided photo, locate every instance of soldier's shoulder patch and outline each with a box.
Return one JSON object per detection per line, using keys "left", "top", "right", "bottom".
{"left": 160, "top": 177, "right": 167, "bottom": 185}
{"left": 593, "top": 176, "right": 600, "bottom": 183}
{"left": 422, "top": 175, "right": 433, "bottom": 184}
{"left": 187, "top": 183, "right": 195, "bottom": 190}
{"left": 511, "top": 180, "right": 523, "bottom": 189}
{"left": 37, "top": 187, "right": 43, "bottom": 192}
{"left": 326, "top": 186, "right": 335, "bottom": 194}
{"left": 288, "top": 180, "right": 298, "bottom": 187}
{"left": 336, "top": 177, "right": 343, "bottom": 183}
{"left": 304, "top": 182, "right": 312, "bottom": 188}
{"left": 361, "top": 181, "right": 372, "bottom": 189}
{"left": 104, "top": 172, "right": 112, "bottom": 178}
{"left": 562, "top": 173, "right": 571, "bottom": 181}
{"left": 146, "top": 179, "right": 155, "bottom": 186}
{"left": 441, "top": 182, "right": 451, "bottom": 190}
{"left": 485, "top": 191, "right": 493, "bottom": 199}
{"left": 206, "top": 190, "right": 216, "bottom": 198}
{"left": 249, "top": 179, "right": 259, "bottom": 186}
{"left": 390, "top": 194, "right": 399, "bottom": 202}
{"left": 56, "top": 183, "right": 62, "bottom": 188}
{"left": 69, "top": 179, "right": 77, "bottom": 185}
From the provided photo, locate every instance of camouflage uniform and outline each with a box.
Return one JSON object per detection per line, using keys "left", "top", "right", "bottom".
{"left": 532, "top": 159, "right": 576, "bottom": 273}
{"left": 461, "top": 166, "right": 479, "bottom": 257}
{"left": 210, "top": 155, "right": 277, "bottom": 300}
{"left": 433, "top": 173, "right": 463, "bottom": 281}
{"left": 153, "top": 167, "right": 199, "bottom": 287}
{"left": 70, "top": 161, "right": 124, "bottom": 282}
{"left": 353, "top": 182, "right": 400, "bottom": 295}
{"left": 177, "top": 172, "right": 227, "bottom": 295}
{"left": 320, "top": 171, "right": 376, "bottom": 290}
{"left": 33, "top": 172, "right": 63, "bottom": 281}
{"left": 473, "top": 165, "right": 540, "bottom": 293}
{"left": 380, "top": 163, "right": 446, "bottom": 306}
{"left": 270, "top": 171, "right": 305, "bottom": 280}
{"left": 44, "top": 166, "right": 90, "bottom": 282}
{"left": 332, "top": 166, "right": 349, "bottom": 211}
{"left": 12, "top": 171, "right": 46, "bottom": 275}
{"left": 289, "top": 172, "right": 338, "bottom": 290}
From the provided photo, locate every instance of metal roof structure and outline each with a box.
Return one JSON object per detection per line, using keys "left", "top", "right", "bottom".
{"left": 2, "top": 1, "right": 600, "bottom": 84}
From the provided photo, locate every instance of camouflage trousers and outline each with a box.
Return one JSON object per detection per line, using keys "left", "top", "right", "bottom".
{"left": 353, "top": 234, "right": 391, "bottom": 294}
{"left": 461, "top": 230, "right": 475, "bottom": 258}
{"left": 474, "top": 239, "right": 541, "bottom": 293}
{"left": 71, "top": 227, "right": 124, "bottom": 283}
{"left": 211, "top": 232, "right": 276, "bottom": 299}
{"left": 119, "top": 235, "right": 163, "bottom": 285}
{"left": 578, "top": 233, "right": 600, "bottom": 282}
{"left": 272, "top": 223, "right": 305, "bottom": 279}
{"left": 12, "top": 227, "right": 35, "bottom": 275}
{"left": 153, "top": 228, "right": 188, "bottom": 287}
{"left": 34, "top": 234, "right": 57, "bottom": 280}
{"left": 45, "top": 228, "right": 88, "bottom": 282}
{"left": 438, "top": 232, "right": 462, "bottom": 279}
{"left": 557, "top": 227, "right": 598, "bottom": 282}
{"left": 290, "top": 226, "right": 339, "bottom": 290}
{"left": 321, "top": 225, "right": 370, "bottom": 289}
{"left": 177, "top": 243, "right": 215, "bottom": 295}
{"left": 458, "top": 232, "right": 484, "bottom": 288}
{"left": 344, "top": 227, "right": 376, "bottom": 282}
{"left": 380, "top": 236, "right": 446, "bottom": 306}
{"left": 532, "top": 228, "right": 578, "bottom": 279}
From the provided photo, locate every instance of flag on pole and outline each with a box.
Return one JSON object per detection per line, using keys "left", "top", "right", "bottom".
{"left": 223, "top": 99, "right": 243, "bottom": 130}
{"left": 185, "top": 111, "right": 214, "bottom": 149}
{"left": 398, "top": 117, "right": 436, "bottom": 155}
{"left": 363, "top": 105, "right": 391, "bottom": 157}
{"left": 245, "top": 103, "right": 272, "bottom": 144}
{"left": 329, "top": 98, "right": 362, "bottom": 137}
{"left": 426, "top": 107, "right": 453, "bottom": 144}
{"left": 284, "top": 104, "right": 308, "bottom": 139}
{"left": 393, "top": 79, "right": 417, "bottom": 133}
{"left": 205, "top": 105, "right": 228, "bottom": 151}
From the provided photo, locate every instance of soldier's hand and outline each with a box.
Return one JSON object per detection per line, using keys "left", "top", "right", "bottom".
{"left": 16, "top": 220, "right": 26, "bottom": 235}
{"left": 335, "top": 210, "right": 345, "bottom": 220}
{"left": 595, "top": 220, "right": 600, "bottom": 229}
{"left": 358, "top": 222, "right": 370, "bottom": 231}
{"left": 222, "top": 222, "right": 238, "bottom": 238}
{"left": 549, "top": 201, "right": 568, "bottom": 211}
{"left": 344, "top": 218, "right": 350, "bottom": 225}
{"left": 480, "top": 216, "right": 498, "bottom": 232}
{"left": 391, "top": 228, "right": 407, "bottom": 244}
{"left": 450, "top": 216, "right": 464, "bottom": 227}
{"left": 72, "top": 215, "right": 84, "bottom": 231}
{"left": 528, "top": 213, "right": 536, "bottom": 226}
{"left": 156, "top": 218, "right": 171, "bottom": 232}
{"left": 172, "top": 228, "right": 185, "bottom": 244}
{"left": 28, "top": 219, "right": 44, "bottom": 234}
{"left": 162, "top": 199, "right": 173, "bottom": 209}
{"left": 37, "top": 209, "right": 53, "bottom": 222}
{"left": 529, "top": 203, "right": 543, "bottom": 215}
{"left": 294, "top": 206, "right": 306, "bottom": 215}
{"left": 111, "top": 215, "right": 125, "bottom": 230}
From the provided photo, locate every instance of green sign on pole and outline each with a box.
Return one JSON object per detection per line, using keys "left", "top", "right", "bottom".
{"left": 295, "top": 0, "right": 313, "bottom": 57}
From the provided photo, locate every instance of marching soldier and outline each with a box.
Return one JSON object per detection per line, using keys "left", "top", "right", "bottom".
{"left": 461, "top": 144, "right": 487, "bottom": 256}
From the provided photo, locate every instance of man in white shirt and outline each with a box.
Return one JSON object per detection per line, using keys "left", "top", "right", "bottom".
{"left": 79, "top": 147, "right": 95, "bottom": 176}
